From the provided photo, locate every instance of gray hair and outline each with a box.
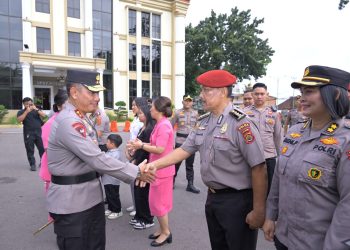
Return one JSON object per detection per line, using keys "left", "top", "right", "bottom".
{"left": 320, "top": 85, "right": 350, "bottom": 119}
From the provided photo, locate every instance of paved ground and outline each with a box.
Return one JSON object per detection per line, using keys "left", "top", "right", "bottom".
{"left": 0, "top": 126, "right": 274, "bottom": 250}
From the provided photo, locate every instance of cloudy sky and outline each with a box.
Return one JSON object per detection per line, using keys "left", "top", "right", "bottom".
{"left": 185, "top": 0, "right": 350, "bottom": 103}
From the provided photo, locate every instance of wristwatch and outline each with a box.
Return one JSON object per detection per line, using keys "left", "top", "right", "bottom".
{"left": 141, "top": 143, "right": 144, "bottom": 149}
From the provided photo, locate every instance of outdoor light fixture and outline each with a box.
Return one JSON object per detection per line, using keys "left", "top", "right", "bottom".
{"left": 24, "top": 44, "right": 29, "bottom": 49}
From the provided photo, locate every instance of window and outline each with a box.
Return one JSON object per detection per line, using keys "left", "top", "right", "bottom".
{"left": 142, "top": 80, "right": 150, "bottom": 98}
{"left": 152, "top": 76, "right": 161, "bottom": 98}
{"left": 35, "top": 0, "right": 50, "bottom": 14}
{"left": 152, "top": 40, "right": 161, "bottom": 74}
{"left": 141, "top": 12, "right": 150, "bottom": 37}
{"left": 68, "top": 32, "right": 81, "bottom": 56}
{"left": 68, "top": 0, "right": 80, "bottom": 19}
{"left": 129, "top": 80, "right": 137, "bottom": 109}
{"left": 141, "top": 45, "right": 150, "bottom": 72}
{"left": 36, "top": 27, "right": 51, "bottom": 53}
{"left": 129, "top": 44, "right": 136, "bottom": 71}
{"left": 152, "top": 14, "right": 161, "bottom": 39}
{"left": 129, "top": 9, "right": 136, "bottom": 36}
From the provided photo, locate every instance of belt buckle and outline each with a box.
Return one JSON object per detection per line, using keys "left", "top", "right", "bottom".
{"left": 209, "top": 187, "right": 216, "bottom": 194}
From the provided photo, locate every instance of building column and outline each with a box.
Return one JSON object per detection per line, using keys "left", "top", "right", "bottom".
{"left": 174, "top": 14, "right": 186, "bottom": 108}
{"left": 84, "top": 0, "right": 93, "bottom": 58}
{"left": 97, "top": 69, "right": 105, "bottom": 109}
{"left": 22, "top": 63, "right": 33, "bottom": 99}
{"left": 136, "top": 10, "right": 142, "bottom": 97}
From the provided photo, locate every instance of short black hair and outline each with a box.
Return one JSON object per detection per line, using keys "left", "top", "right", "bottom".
{"left": 22, "top": 97, "right": 33, "bottom": 103}
{"left": 107, "top": 134, "right": 122, "bottom": 148}
{"left": 244, "top": 89, "right": 253, "bottom": 94}
{"left": 252, "top": 83, "right": 267, "bottom": 90}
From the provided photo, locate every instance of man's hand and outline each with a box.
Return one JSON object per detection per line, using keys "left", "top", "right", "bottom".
{"left": 135, "top": 160, "right": 156, "bottom": 187}
{"left": 262, "top": 219, "right": 275, "bottom": 241}
{"left": 245, "top": 209, "right": 265, "bottom": 229}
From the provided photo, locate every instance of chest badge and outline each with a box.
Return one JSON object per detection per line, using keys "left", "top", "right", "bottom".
{"left": 267, "top": 119, "right": 274, "bottom": 125}
{"left": 220, "top": 122, "right": 228, "bottom": 134}
{"left": 281, "top": 146, "right": 288, "bottom": 155}
{"left": 320, "top": 137, "right": 338, "bottom": 145}
{"left": 307, "top": 167, "right": 322, "bottom": 180}
{"left": 290, "top": 133, "right": 302, "bottom": 139}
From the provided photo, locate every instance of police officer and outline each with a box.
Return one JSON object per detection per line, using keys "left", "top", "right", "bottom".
{"left": 171, "top": 94, "right": 200, "bottom": 193}
{"left": 146, "top": 70, "right": 267, "bottom": 250}
{"left": 283, "top": 95, "right": 307, "bottom": 135}
{"left": 263, "top": 65, "right": 350, "bottom": 250}
{"left": 242, "top": 89, "right": 254, "bottom": 107}
{"left": 17, "top": 97, "right": 46, "bottom": 171}
{"left": 47, "top": 70, "right": 154, "bottom": 250}
{"left": 90, "top": 107, "right": 110, "bottom": 152}
{"left": 244, "top": 83, "right": 282, "bottom": 194}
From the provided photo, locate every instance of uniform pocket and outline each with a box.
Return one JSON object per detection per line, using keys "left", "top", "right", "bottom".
{"left": 298, "top": 153, "right": 336, "bottom": 188}
{"left": 212, "top": 139, "right": 231, "bottom": 167}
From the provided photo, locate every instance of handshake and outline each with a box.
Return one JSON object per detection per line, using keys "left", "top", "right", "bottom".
{"left": 135, "top": 160, "right": 157, "bottom": 187}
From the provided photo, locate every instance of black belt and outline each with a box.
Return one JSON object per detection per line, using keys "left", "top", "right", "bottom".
{"left": 208, "top": 187, "right": 251, "bottom": 194}
{"left": 51, "top": 171, "right": 100, "bottom": 185}
{"left": 176, "top": 132, "right": 189, "bottom": 138}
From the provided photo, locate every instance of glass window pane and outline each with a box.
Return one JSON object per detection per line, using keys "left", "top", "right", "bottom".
{"left": 93, "top": 11, "right": 101, "bottom": 30}
{"left": 141, "top": 12, "right": 150, "bottom": 37}
{"left": 9, "top": 17, "right": 22, "bottom": 40}
{"left": 152, "top": 40, "right": 161, "bottom": 74}
{"left": 0, "top": 63, "right": 11, "bottom": 86}
{"left": 101, "top": 0, "right": 111, "bottom": 13}
{"left": 101, "top": 12, "right": 111, "bottom": 31}
{"left": 0, "top": 1, "right": 9, "bottom": 15}
{"left": 152, "top": 14, "right": 161, "bottom": 39}
{"left": 68, "top": 32, "right": 80, "bottom": 56}
{"left": 102, "top": 31, "right": 111, "bottom": 50}
{"left": 129, "top": 43, "right": 136, "bottom": 71}
{"left": 0, "top": 88, "right": 11, "bottom": 107}
{"left": 36, "top": 0, "right": 50, "bottom": 14}
{"left": 0, "top": 15, "right": 9, "bottom": 39}
{"left": 142, "top": 80, "right": 150, "bottom": 98}
{"left": 141, "top": 45, "right": 150, "bottom": 72}
{"left": 93, "top": 29, "right": 101, "bottom": 50}
{"left": 9, "top": 0, "right": 21, "bottom": 17}
{"left": 10, "top": 40, "right": 21, "bottom": 62}
{"left": 36, "top": 27, "right": 51, "bottom": 53}
{"left": 128, "top": 9, "right": 136, "bottom": 36}
{"left": 152, "top": 76, "right": 161, "bottom": 98}
{"left": 0, "top": 39, "right": 10, "bottom": 62}
{"left": 129, "top": 79, "right": 137, "bottom": 109}
{"left": 92, "top": 1, "right": 101, "bottom": 12}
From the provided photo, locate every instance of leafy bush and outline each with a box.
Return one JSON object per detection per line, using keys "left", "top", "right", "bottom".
{"left": 114, "top": 101, "right": 128, "bottom": 120}
{"left": 7, "top": 116, "right": 20, "bottom": 125}
{"left": 0, "top": 105, "right": 9, "bottom": 123}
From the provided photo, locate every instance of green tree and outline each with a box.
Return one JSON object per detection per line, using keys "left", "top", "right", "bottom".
{"left": 339, "top": 0, "right": 349, "bottom": 9}
{"left": 185, "top": 8, "right": 275, "bottom": 96}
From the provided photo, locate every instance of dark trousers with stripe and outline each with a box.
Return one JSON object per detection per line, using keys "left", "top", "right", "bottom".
{"left": 23, "top": 131, "right": 44, "bottom": 166}
{"left": 266, "top": 157, "right": 276, "bottom": 196}
{"left": 205, "top": 189, "right": 257, "bottom": 250}
{"left": 50, "top": 203, "right": 106, "bottom": 250}
{"left": 174, "top": 143, "right": 195, "bottom": 181}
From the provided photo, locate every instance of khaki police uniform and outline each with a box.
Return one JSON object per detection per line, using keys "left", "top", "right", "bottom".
{"left": 47, "top": 101, "right": 138, "bottom": 249}
{"left": 267, "top": 119, "right": 350, "bottom": 250}
{"left": 244, "top": 105, "right": 282, "bottom": 194}
{"left": 182, "top": 103, "right": 265, "bottom": 250}
{"left": 171, "top": 108, "right": 198, "bottom": 183}
{"left": 287, "top": 109, "right": 307, "bottom": 127}
{"left": 90, "top": 108, "right": 110, "bottom": 152}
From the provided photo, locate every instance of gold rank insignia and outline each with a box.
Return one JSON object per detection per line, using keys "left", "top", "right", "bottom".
{"left": 308, "top": 167, "right": 322, "bottom": 180}
{"left": 290, "top": 133, "right": 302, "bottom": 139}
{"left": 320, "top": 137, "right": 338, "bottom": 145}
{"left": 220, "top": 122, "right": 228, "bottom": 134}
{"left": 326, "top": 123, "right": 338, "bottom": 133}
{"left": 281, "top": 146, "right": 288, "bottom": 155}
{"left": 96, "top": 74, "right": 100, "bottom": 84}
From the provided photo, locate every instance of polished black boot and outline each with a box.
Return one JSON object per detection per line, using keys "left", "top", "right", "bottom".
{"left": 186, "top": 180, "right": 200, "bottom": 194}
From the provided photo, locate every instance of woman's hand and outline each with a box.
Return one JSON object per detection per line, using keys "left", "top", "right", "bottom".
{"left": 130, "top": 138, "right": 143, "bottom": 150}
{"left": 262, "top": 219, "right": 275, "bottom": 241}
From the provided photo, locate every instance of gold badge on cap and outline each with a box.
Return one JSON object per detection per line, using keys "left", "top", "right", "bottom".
{"left": 308, "top": 167, "right": 322, "bottom": 180}
{"left": 96, "top": 74, "right": 100, "bottom": 85}
{"left": 304, "top": 67, "right": 310, "bottom": 77}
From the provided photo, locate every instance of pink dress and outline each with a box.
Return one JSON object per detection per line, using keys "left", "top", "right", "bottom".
{"left": 149, "top": 117, "right": 175, "bottom": 217}
{"left": 39, "top": 113, "right": 58, "bottom": 187}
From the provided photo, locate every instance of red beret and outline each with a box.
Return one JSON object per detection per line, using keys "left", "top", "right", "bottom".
{"left": 196, "top": 70, "right": 237, "bottom": 88}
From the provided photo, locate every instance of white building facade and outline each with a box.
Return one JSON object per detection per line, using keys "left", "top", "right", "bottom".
{"left": 16, "top": 0, "right": 189, "bottom": 111}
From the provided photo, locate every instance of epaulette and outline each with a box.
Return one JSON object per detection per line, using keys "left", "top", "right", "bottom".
{"left": 229, "top": 107, "right": 246, "bottom": 121}
{"left": 270, "top": 106, "right": 278, "bottom": 112}
{"left": 198, "top": 112, "right": 210, "bottom": 121}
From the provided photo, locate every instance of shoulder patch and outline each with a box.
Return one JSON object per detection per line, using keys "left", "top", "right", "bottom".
{"left": 198, "top": 112, "right": 210, "bottom": 121}
{"left": 229, "top": 108, "right": 246, "bottom": 121}
{"left": 72, "top": 122, "right": 86, "bottom": 138}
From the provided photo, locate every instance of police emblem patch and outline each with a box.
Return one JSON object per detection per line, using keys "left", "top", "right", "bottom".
{"left": 281, "top": 146, "right": 288, "bottom": 155}
{"left": 237, "top": 123, "right": 255, "bottom": 144}
{"left": 320, "top": 137, "right": 338, "bottom": 145}
{"left": 290, "top": 133, "right": 302, "bottom": 139}
{"left": 72, "top": 122, "right": 86, "bottom": 138}
{"left": 307, "top": 167, "right": 322, "bottom": 180}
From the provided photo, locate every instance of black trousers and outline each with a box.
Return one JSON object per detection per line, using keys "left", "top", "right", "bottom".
{"left": 104, "top": 185, "right": 121, "bottom": 213}
{"left": 274, "top": 236, "right": 288, "bottom": 250}
{"left": 134, "top": 182, "right": 153, "bottom": 223}
{"left": 205, "top": 189, "right": 258, "bottom": 250}
{"left": 265, "top": 157, "right": 276, "bottom": 196}
{"left": 23, "top": 131, "right": 44, "bottom": 166}
{"left": 50, "top": 202, "right": 106, "bottom": 250}
{"left": 174, "top": 143, "right": 195, "bottom": 181}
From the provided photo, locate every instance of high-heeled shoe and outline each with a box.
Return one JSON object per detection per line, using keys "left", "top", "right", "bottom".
{"left": 148, "top": 233, "right": 160, "bottom": 240}
{"left": 150, "top": 233, "right": 172, "bottom": 247}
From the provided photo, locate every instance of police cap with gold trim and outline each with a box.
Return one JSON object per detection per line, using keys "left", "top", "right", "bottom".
{"left": 196, "top": 70, "right": 237, "bottom": 88}
{"left": 291, "top": 65, "right": 350, "bottom": 90}
{"left": 66, "top": 70, "right": 105, "bottom": 92}
{"left": 183, "top": 94, "right": 193, "bottom": 101}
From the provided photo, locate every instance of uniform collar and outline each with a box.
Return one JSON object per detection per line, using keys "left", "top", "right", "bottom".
{"left": 300, "top": 119, "right": 343, "bottom": 140}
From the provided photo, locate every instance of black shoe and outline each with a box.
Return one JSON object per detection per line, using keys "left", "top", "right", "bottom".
{"left": 186, "top": 183, "right": 200, "bottom": 194}
{"left": 150, "top": 233, "right": 172, "bottom": 247}
{"left": 30, "top": 165, "right": 36, "bottom": 171}
{"left": 148, "top": 233, "right": 160, "bottom": 240}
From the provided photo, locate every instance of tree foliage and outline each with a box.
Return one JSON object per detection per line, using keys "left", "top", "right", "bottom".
{"left": 339, "top": 0, "right": 349, "bottom": 9}
{"left": 185, "top": 8, "right": 275, "bottom": 95}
